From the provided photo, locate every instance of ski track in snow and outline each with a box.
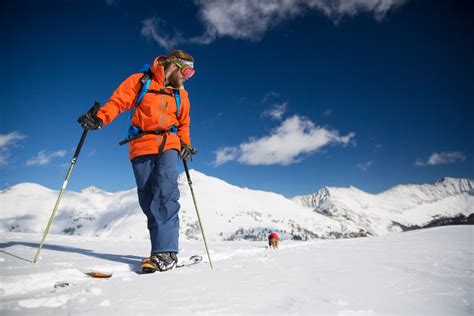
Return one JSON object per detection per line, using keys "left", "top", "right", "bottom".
{"left": 0, "top": 226, "right": 473, "bottom": 315}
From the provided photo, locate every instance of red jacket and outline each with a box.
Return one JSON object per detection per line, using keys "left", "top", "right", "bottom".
{"left": 268, "top": 232, "right": 279, "bottom": 240}
{"left": 96, "top": 57, "right": 191, "bottom": 160}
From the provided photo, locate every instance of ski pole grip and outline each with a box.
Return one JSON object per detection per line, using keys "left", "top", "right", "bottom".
{"left": 89, "top": 100, "right": 101, "bottom": 114}
{"left": 73, "top": 101, "right": 99, "bottom": 158}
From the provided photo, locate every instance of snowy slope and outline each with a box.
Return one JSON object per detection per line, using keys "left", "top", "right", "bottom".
{"left": 177, "top": 171, "right": 344, "bottom": 240}
{"left": 1, "top": 174, "right": 472, "bottom": 241}
{"left": 0, "top": 226, "right": 472, "bottom": 315}
{"left": 0, "top": 183, "right": 146, "bottom": 239}
{"left": 0, "top": 171, "right": 346, "bottom": 241}
{"left": 293, "top": 177, "right": 474, "bottom": 236}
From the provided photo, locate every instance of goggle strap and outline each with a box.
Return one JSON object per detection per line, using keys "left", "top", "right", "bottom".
{"left": 169, "top": 56, "right": 194, "bottom": 68}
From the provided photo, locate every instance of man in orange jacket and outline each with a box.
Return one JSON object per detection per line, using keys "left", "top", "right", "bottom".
{"left": 78, "top": 50, "right": 197, "bottom": 273}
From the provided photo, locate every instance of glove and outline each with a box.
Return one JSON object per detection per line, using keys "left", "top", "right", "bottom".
{"left": 78, "top": 101, "right": 103, "bottom": 130}
{"left": 180, "top": 143, "right": 197, "bottom": 161}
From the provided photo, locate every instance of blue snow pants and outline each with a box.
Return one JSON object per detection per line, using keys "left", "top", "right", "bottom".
{"left": 131, "top": 150, "right": 180, "bottom": 254}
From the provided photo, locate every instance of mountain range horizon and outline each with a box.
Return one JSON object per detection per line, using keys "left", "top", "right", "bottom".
{"left": 1, "top": 172, "right": 472, "bottom": 242}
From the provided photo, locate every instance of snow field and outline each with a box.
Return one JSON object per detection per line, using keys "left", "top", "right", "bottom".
{"left": 0, "top": 226, "right": 472, "bottom": 315}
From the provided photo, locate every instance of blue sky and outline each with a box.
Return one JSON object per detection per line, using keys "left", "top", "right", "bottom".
{"left": 1, "top": 0, "right": 473, "bottom": 197}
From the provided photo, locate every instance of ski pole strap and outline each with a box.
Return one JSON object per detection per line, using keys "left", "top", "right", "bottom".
{"left": 119, "top": 129, "right": 171, "bottom": 154}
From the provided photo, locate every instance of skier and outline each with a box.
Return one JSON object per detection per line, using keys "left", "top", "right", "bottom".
{"left": 268, "top": 231, "right": 279, "bottom": 249}
{"left": 78, "top": 50, "right": 197, "bottom": 272}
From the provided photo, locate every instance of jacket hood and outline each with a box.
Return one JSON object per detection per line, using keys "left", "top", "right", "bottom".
{"left": 149, "top": 56, "right": 166, "bottom": 86}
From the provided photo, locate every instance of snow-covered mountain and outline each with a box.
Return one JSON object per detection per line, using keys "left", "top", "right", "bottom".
{"left": 1, "top": 173, "right": 472, "bottom": 241}
{"left": 293, "top": 177, "right": 474, "bottom": 236}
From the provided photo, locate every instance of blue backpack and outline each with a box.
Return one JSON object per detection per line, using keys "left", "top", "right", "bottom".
{"left": 119, "top": 64, "right": 181, "bottom": 147}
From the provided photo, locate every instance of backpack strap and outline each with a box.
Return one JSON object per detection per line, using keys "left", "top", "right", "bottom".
{"left": 170, "top": 90, "right": 181, "bottom": 134}
{"left": 119, "top": 64, "right": 182, "bottom": 145}
{"left": 174, "top": 90, "right": 181, "bottom": 117}
{"left": 129, "top": 72, "right": 152, "bottom": 124}
{"left": 129, "top": 63, "right": 153, "bottom": 120}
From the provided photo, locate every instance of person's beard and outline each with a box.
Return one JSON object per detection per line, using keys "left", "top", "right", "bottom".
{"left": 168, "top": 71, "right": 184, "bottom": 89}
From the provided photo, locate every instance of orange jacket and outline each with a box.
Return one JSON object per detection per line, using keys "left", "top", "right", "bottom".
{"left": 96, "top": 57, "right": 191, "bottom": 160}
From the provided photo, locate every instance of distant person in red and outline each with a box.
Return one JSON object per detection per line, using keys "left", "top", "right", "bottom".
{"left": 268, "top": 232, "right": 279, "bottom": 249}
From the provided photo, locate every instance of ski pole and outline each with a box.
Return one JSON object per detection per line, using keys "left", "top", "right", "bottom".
{"left": 33, "top": 101, "right": 97, "bottom": 263}
{"left": 183, "top": 160, "right": 214, "bottom": 270}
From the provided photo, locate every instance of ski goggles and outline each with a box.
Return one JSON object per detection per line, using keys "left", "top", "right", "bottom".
{"left": 173, "top": 58, "right": 195, "bottom": 80}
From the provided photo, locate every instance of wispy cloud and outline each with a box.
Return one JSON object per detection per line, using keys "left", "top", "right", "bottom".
{"left": 261, "top": 102, "right": 287, "bottom": 120}
{"left": 323, "top": 108, "right": 333, "bottom": 116}
{"left": 372, "top": 143, "right": 383, "bottom": 153}
{"left": 262, "top": 91, "right": 280, "bottom": 103}
{"left": 0, "top": 132, "right": 27, "bottom": 166}
{"left": 26, "top": 150, "right": 68, "bottom": 167}
{"left": 141, "top": 18, "right": 184, "bottom": 51}
{"left": 105, "top": 0, "right": 119, "bottom": 7}
{"left": 142, "top": 0, "right": 408, "bottom": 49}
{"left": 416, "top": 151, "right": 466, "bottom": 166}
{"left": 357, "top": 160, "right": 373, "bottom": 171}
{"left": 213, "top": 115, "right": 355, "bottom": 166}
{"left": 0, "top": 132, "right": 27, "bottom": 148}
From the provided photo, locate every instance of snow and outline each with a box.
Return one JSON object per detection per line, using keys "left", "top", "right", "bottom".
{"left": 0, "top": 175, "right": 472, "bottom": 314}
{"left": 0, "top": 226, "right": 472, "bottom": 315}
{"left": 1, "top": 173, "right": 472, "bottom": 242}
{"left": 293, "top": 177, "right": 473, "bottom": 236}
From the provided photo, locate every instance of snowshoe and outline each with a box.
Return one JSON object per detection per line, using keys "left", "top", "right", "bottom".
{"left": 141, "top": 253, "right": 178, "bottom": 273}
{"left": 141, "top": 257, "right": 156, "bottom": 273}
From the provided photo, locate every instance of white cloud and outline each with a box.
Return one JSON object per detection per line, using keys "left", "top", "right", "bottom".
{"left": 416, "top": 151, "right": 466, "bottom": 167}
{"left": 140, "top": 18, "right": 184, "bottom": 51}
{"left": 357, "top": 160, "right": 373, "bottom": 171}
{"left": 195, "top": 0, "right": 407, "bottom": 41}
{"left": 0, "top": 132, "right": 27, "bottom": 166}
{"left": 142, "top": 0, "right": 408, "bottom": 48}
{"left": 26, "top": 150, "right": 68, "bottom": 167}
{"left": 261, "top": 102, "right": 287, "bottom": 120}
{"left": 0, "top": 132, "right": 27, "bottom": 147}
{"left": 213, "top": 147, "right": 240, "bottom": 166}
{"left": 213, "top": 115, "right": 355, "bottom": 166}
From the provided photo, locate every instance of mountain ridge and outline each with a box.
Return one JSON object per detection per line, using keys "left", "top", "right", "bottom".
{"left": 1, "top": 173, "right": 472, "bottom": 241}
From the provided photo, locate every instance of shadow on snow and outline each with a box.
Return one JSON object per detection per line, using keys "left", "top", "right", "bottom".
{"left": 0, "top": 241, "right": 142, "bottom": 268}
